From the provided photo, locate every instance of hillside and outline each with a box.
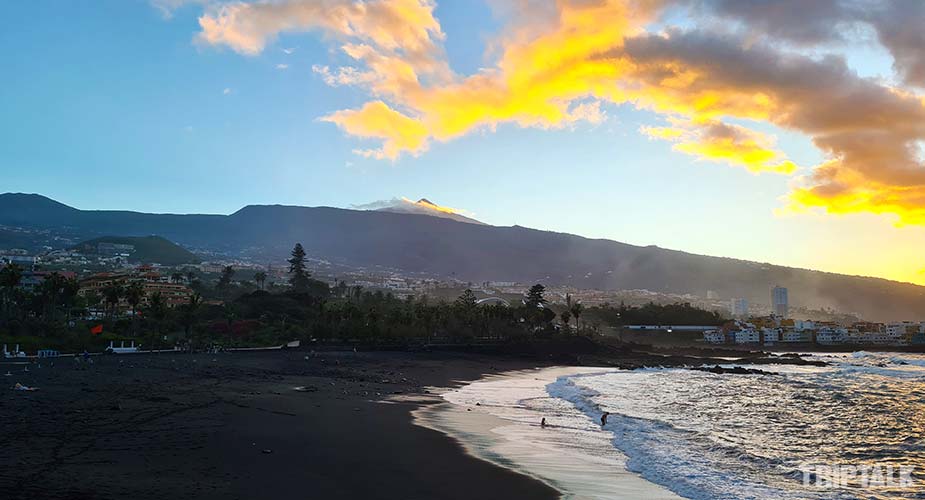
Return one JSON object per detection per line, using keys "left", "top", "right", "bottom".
{"left": 2, "top": 192, "right": 924, "bottom": 321}
{"left": 71, "top": 236, "right": 201, "bottom": 265}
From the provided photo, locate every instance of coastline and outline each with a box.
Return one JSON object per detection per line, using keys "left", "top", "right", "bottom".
{"left": 0, "top": 350, "right": 558, "bottom": 500}
{"left": 413, "top": 366, "right": 684, "bottom": 500}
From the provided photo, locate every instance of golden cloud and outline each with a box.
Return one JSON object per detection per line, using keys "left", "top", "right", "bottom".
{"left": 321, "top": 101, "right": 429, "bottom": 160}
{"left": 642, "top": 121, "right": 797, "bottom": 174}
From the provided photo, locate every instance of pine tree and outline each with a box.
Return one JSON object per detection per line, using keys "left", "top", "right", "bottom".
{"left": 288, "top": 243, "right": 311, "bottom": 291}
{"left": 525, "top": 284, "right": 547, "bottom": 307}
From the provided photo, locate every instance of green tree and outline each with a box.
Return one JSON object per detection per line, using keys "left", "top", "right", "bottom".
{"left": 102, "top": 282, "right": 124, "bottom": 320}
{"left": 254, "top": 271, "right": 267, "bottom": 290}
{"left": 125, "top": 282, "right": 145, "bottom": 317}
{"left": 179, "top": 293, "right": 203, "bottom": 341}
{"left": 146, "top": 292, "right": 169, "bottom": 335}
{"left": 454, "top": 289, "right": 479, "bottom": 325}
{"left": 0, "top": 263, "right": 23, "bottom": 320}
{"left": 525, "top": 284, "right": 547, "bottom": 308}
{"left": 171, "top": 272, "right": 185, "bottom": 284}
{"left": 217, "top": 266, "right": 235, "bottom": 292}
{"left": 125, "top": 281, "right": 146, "bottom": 336}
{"left": 38, "top": 273, "right": 69, "bottom": 321}
{"left": 560, "top": 309, "right": 571, "bottom": 332}
{"left": 288, "top": 243, "right": 311, "bottom": 292}
{"left": 570, "top": 301, "right": 585, "bottom": 334}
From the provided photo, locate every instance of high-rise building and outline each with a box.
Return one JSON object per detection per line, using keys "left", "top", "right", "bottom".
{"left": 771, "top": 286, "right": 789, "bottom": 317}
{"left": 730, "top": 298, "right": 749, "bottom": 318}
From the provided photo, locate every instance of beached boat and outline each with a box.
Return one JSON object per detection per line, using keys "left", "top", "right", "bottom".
{"left": 2, "top": 344, "right": 27, "bottom": 359}
{"left": 105, "top": 340, "right": 140, "bottom": 354}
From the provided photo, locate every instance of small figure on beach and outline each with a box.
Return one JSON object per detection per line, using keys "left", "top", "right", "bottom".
{"left": 600, "top": 412, "right": 609, "bottom": 427}
{"left": 541, "top": 417, "right": 547, "bottom": 428}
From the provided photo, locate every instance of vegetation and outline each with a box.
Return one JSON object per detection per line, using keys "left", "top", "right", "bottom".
{"left": 288, "top": 243, "right": 311, "bottom": 292}
{"left": 71, "top": 235, "right": 201, "bottom": 265}
{"left": 0, "top": 245, "right": 725, "bottom": 354}
{"left": 582, "top": 301, "right": 726, "bottom": 327}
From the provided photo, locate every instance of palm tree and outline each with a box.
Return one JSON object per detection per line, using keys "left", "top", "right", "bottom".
{"left": 102, "top": 282, "right": 125, "bottom": 320}
{"left": 146, "top": 292, "right": 169, "bottom": 336}
{"left": 125, "top": 282, "right": 145, "bottom": 336}
{"left": 570, "top": 301, "right": 585, "bottom": 334}
{"left": 254, "top": 271, "right": 267, "bottom": 290}
{"left": 0, "top": 263, "right": 23, "bottom": 320}
{"left": 180, "top": 293, "right": 203, "bottom": 341}
{"left": 560, "top": 310, "right": 571, "bottom": 332}
{"left": 170, "top": 272, "right": 184, "bottom": 284}
{"left": 38, "top": 273, "right": 71, "bottom": 321}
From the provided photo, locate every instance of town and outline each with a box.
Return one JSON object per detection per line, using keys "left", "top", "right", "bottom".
{"left": 3, "top": 243, "right": 923, "bottom": 349}
{"left": 703, "top": 286, "right": 925, "bottom": 347}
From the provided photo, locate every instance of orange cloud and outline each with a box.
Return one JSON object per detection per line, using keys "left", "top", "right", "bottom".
{"left": 642, "top": 121, "right": 797, "bottom": 174}
{"left": 321, "top": 101, "right": 429, "bottom": 160}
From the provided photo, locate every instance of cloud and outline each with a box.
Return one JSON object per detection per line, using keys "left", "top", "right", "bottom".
{"left": 320, "top": 101, "right": 429, "bottom": 160}
{"left": 150, "top": 0, "right": 209, "bottom": 19}
{"left": 189, "top": 0, "right": 925, "bottom": 224}
{"left": 623, "top": 29, "right": 925, "bottom": 223}
{"left": 642, "top": 120, "right": 797, "bottom": 174}
{"left": 402, "top": 196, "right": 462, "bottom": 215}
{"left": 222, "top": 87, "right": 232, "bottom": 94}
{"left": 196, "top": 0, "right": 445, "bottom": 64}
{"left": 275, "top": 63, "right": 289, "bottom": 69}
{"left": 688, "top": 0, "right": 925, "bottom": 87}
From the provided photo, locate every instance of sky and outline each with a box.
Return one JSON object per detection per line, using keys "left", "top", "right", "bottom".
{"left": 2, "top": 0, "right": 925, "bottom": 285}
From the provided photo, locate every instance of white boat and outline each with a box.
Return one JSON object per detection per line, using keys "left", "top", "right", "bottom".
{"left": 105, "top": 340, "right": 140, "bottom": 354}
{"left": 2, "top": 344, "right": 27, "bottom": 359}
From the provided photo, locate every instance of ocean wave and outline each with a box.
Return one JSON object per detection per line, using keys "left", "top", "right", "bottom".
{"left": 546, "top": 375, "right": 828, "bottom": 500}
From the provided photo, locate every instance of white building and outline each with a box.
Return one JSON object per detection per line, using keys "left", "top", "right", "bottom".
{"left": 816, "top": 327, "right": 847, "bottom": 345}
{"left": 782, "top": 330, "right": 810, "bottom": 343}
{"left": 793, "top": 320, "right": 815, "bottom": 331}
{"left": 730, "top": 298, "right": 749, "bottom": 318}
{"left": 762, "top": 328, "right": 781, "bottom": 344}
{"left": 703, "top": 330, "right": 725, "bottom": 344}
{"left": 734, "top": 329, "right": 760, "bottom": 344}
{"left": 771, "top": 286, "right": 789, "bottom": 317}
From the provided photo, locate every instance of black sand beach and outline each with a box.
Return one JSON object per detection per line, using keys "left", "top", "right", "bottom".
{"left": 0, "top": 351, "right": 558, "bottom": 500}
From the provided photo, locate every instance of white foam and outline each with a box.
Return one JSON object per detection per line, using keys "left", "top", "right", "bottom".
{"left": 414, "top": 366, "right": 683, "bottom": 500}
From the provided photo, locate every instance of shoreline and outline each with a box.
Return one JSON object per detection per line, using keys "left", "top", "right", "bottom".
{"left": 414, "top": 366, "right": 684, "bottom": 500}
{"left": 0, "top": 350, "right": 558, "bottom": 500}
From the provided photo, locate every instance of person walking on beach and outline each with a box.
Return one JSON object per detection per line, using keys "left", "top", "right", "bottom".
{"left": 541, "top": 417, "right": 547, "bottom": 428}
{"left": 600, "top": 412, "right": 609, "bottom": 427}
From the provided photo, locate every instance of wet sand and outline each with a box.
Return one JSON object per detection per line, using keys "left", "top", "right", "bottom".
{"left": 416, "top": 367, "right": 684, "bottom": 500}
{"left": 0, "top": 350, "right": 558, "bottom": 500}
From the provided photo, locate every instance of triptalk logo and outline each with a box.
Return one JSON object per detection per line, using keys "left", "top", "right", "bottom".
{"left": 802, "top": 464, "right": 915, "bottom": 488}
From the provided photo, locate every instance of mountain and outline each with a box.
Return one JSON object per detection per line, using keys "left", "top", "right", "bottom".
{"left": 72, "top": 236, "right": 201, "bottom": 265}
{"left": 354, "top": 197, "right": 485, "bottom": 225}
{"left": 2, "top": 192, "right": 924, "bottom": 321}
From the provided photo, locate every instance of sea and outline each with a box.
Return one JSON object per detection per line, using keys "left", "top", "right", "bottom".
{"left": 417, "top": 352, "right": 925, "bottom": 499}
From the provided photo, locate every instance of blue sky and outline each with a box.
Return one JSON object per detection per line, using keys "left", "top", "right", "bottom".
{"left": 3, "top": 0, "right": 925, "bottom": 284}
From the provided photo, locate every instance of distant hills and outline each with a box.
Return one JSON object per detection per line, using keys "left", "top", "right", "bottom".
{"left": 72, "top": 236, "right": 201, "bottom": 266}
{"left": 2, "top": 192, "right": 925, "bottom": 321}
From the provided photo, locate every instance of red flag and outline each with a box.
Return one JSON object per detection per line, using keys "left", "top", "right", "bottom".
{"left": 90, "top": 324, "right": 103, "bottom": 335}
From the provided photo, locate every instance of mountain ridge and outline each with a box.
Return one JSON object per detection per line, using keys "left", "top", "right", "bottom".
{"left": 2, "top": 193, "right": 923, "bottom": 321}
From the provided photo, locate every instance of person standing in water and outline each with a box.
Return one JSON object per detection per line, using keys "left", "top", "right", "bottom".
{"left": 600, "top": 412, "right": 610, "bottom": 427}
